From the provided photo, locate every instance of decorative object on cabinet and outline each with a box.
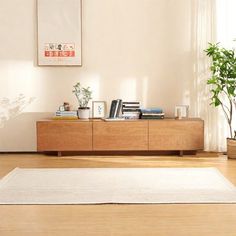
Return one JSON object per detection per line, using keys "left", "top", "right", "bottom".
{"left": 122, "top": 102, "right": 141, "bottom": 119}
{"left": 174, "top": 105, "right": 189, "bottom": 119}
{"left": 140, "top": 108, "right": 164, "bottom": 119}
{"left": 72, "top": 82, "right": 92, "bottom": 119}
{"left": 108, "top": 99, "right": 122, "bottom": 119}
{"left": 92, "top": 101, "right": 107, "bottom": 118}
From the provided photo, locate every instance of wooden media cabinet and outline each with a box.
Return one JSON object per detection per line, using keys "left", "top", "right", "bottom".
{"left": 37, "top": 118, "right": 204, "bottom": 156}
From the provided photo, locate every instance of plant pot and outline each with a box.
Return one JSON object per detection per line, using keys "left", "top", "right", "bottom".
{"left": 227, "top": 138, "right": 236, "bottom": 159}
{"left": 78, "top": 107, "right": 90, "bottom": 119}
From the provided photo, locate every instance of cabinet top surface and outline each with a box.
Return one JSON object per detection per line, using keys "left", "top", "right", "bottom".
{"left": 37, "top": 118, "right": 203, "bottom": 123}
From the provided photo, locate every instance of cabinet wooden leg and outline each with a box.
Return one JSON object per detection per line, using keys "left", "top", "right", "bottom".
{"left": 179, "top": 150, "right": 183, "bottom": 157}
{"left": 58, "top": 151, "right": 62, "bottom": 157}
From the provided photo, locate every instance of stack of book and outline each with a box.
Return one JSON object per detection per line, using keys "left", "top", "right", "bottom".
{"left": 140, "top": 108, "right": 164, "bottom": 119}
{"left": 53, "top": 110, "right": 78, "bottom": 120}
{"left": 122, "top": 102, "right": 141, "bottom": 119}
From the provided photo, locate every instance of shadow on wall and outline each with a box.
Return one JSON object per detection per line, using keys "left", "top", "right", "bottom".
{"left": 0, "top": 94, "right": 35, "bottom": 128}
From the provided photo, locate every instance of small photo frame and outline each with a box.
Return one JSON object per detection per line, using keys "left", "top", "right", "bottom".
{"left": 92, "top": 101, "right": 107, "bottom": 118}
{"left": 175, "top": 105, "right": 189, "bottom": 119}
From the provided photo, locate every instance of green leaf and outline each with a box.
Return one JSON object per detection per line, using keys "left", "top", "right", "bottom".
{"left": 214, "top": 97, "right": 221, "bottom": 106}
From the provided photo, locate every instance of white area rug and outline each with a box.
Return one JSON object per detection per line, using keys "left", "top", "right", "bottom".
{"left": 0, "top": 167, "right": 236, "bottom": 204}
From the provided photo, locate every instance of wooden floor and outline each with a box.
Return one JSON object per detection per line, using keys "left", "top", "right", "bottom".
{"left": 0, "top": 153, "right": 236, "bottom": 236}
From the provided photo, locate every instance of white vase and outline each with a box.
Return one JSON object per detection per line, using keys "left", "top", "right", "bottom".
{"left": 78, "top": 108, "right": 90, "bottom": 119}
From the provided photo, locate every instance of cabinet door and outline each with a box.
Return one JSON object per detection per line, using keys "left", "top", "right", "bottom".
{"left": 37, "top": 121, "right": 92, "bottom": 151}
{"left": 93, "top": 121, "right": 148, "bottom": 150}
{"left": 149, "top": 120, "right": 204, "bottom": 150}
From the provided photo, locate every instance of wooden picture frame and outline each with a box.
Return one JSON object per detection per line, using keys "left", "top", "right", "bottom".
{"left": 92, "top": 101, "right": 107, "bottom": 118}
{"left": 37, "top": 0, "right": 82, "bottom": 66}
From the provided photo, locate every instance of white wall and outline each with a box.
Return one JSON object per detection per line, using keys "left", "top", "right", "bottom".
{"left": 0, "top": 0, "right": 197, "bottom": 151}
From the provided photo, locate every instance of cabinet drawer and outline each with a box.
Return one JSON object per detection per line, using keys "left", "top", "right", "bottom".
{"left": 93, "top": 121, "right": 148, "bottom": 150}
{"left": 37, "top": 121, "right": 92, "bottom": 151}
{"left": 149, "top": 120, "right": 204, "bottom": 150}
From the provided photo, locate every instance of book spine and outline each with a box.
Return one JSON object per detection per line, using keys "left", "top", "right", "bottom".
{"left": 141, "top": 108, "right": 163, "bottom": 113}
{"left": 122, "top": 109, "right": 141, "bottom": 112}
{"left": 56, "top": 111, "right": 77, "bottom": 114}
{"left": 122, "top": 102, "right": 140, "bottom": 105}
{"left": 123, "top": 112, "right": 140, "bottom": 115}
{"left": 141, "top": 115, "right": 164, "bottom": 119}
{"left": 52, "top": 116, "right": 79, "bottom": 120}
{"left": 55, "top": 112, "right": 78, "bottom": 117}
{"left": 141, "top": 113, "right": 165, "bottom": 116}
{"left": 123, "top": 116, "right": 140, "bottom": 120}
{"left": 109, "top": 100, "right": 117, "bottom": 118}
{"left": 114, "top": 100, "right": 119, "bottom": 118}
{"left": 123, "top": 115, "right": 140, "bottom": 119}
{"left": 115, "top": 99, "right": 122, "bottom": 117}
{"left": 122, "top": 106, "right": 140, "bottom": 109}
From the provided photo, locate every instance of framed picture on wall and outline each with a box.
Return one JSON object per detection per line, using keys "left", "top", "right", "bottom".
{"left": 92, "top": 101, "right": 107, "bottom": 118}
{"left": 37, "top": 0, "right": 82, "bottom": 66}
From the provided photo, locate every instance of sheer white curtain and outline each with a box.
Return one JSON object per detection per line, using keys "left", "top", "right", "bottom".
{"left": 192, "top": 0, "right": 236, "bottom": 151}
{"left": 192, "top": 0, "right": 228, "bottom": 151}
{"left": 216, "top": 0, "right": 236, "bottom": 139}
{"left": 216, "top": 0, "right": 236, "bottom": 48}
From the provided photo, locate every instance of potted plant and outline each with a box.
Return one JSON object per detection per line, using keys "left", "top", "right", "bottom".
{"left": 72, "top": 82, "right": 92, "bottom": 119}
{"left": 205, "top": 43, "right": 236, "bottom": 158}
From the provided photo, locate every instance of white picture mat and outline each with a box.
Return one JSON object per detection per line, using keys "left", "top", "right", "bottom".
{"left": 175, "top": 105, "right": 189, "bottom": 117}
{"left": 37, "top": 0, "right": 82, "bottom": 66}
{"left": 93, "top": 101, "right": 106, "bottom": 118}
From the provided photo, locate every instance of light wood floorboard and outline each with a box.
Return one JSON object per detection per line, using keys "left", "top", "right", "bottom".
{"left": 0, "top": 153, "right": 236, "bottom": 236}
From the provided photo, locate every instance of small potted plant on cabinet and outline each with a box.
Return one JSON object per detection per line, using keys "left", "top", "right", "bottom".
{"left": 72, "top": 82, "right": 92, "bottom": 119}
{"left": 205, "top": 43, "right": 236, "bottom": 158}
